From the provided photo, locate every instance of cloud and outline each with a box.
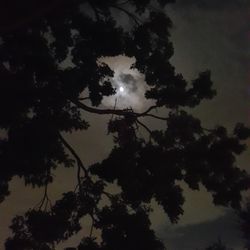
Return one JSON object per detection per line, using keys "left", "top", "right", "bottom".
{"left": 154, "top": 4, "right": 250, "bottom": 250}
{"left": 119, "top": 73, "right": 138, "bottom": 92}
{"left": 158, "top": 210, "right": 244, "bottom": 250}
{"left": 101, "top": 56, "right": 154, "bottom": 111}
{"left": 174, "top": 0, "right": 250, "bottom": 10}
{"left": 165, "top": 1, "right": 250, "bottom": 130}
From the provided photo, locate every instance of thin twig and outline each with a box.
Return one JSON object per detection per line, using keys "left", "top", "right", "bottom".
{"left": 102, "top": 190, "right": 114, "bottom": 200}
{"left": 110, "top": 98, "right": 118, "bottom": 121}
{"left": 138, "top": 105, "right": 158, "bottom": 116}
{"left": 34, "top": 183, "right": 52, "bottom": 211}
{"left": 78, "top": 97, "right": 90, "bottom": 101}
{"left": 88, "top": 1, "right": 101, "bottom": 22}
{"left": 117, "top": 0, "right": 130, "bottom": 6}
{"left": 89, "top": 214, "right": 95, "bottom": 237}
{"left": 136, "top": 119, "right": 152, "bottom": 136}
{"left": 77, "top": 165, "right": 82, "bottom": 192}
{"left": 144, "top": 113, "right": 168, "bottom": 121}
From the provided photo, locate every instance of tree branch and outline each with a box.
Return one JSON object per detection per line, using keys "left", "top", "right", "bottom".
{"left": 58, "top": 133, "right": 89, "bottom": 177}
{"left": 71, "top": 99, "right": 168, "bottom": 121}
{"left": 143, "top": 113, "right": 168, "bottom": 121}
{"left": 88, "top": 1, "right": 101, "bottom": 22}
{"left": 34, "top": 183, "right": 52, "bottom": 211}
{"left": 78, "top": 97, "right": 90, "bottom": 101}
{"left": 138, "top": 105, "right": 158, "bottom": 116}
{"left": 117, "top": 0, "right": 130, "bottom": 6}
{"left": 71, "top": 99, "right": 130, "bottom": 116}
{"left": 136, "top": 119, "right": 152, "bottom": 136}
{"left": 89, "top": 214, "right": 95, "bottom": 237}
{"left": 110, "top": 5, "right": 141, "bottom": 25}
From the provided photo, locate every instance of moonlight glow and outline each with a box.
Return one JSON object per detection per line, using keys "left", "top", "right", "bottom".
{"left": 119, "top": 86, "right": 124, "bottom": 92}
{"left": 101, "top": 56, "right": 153, "bottom": 111}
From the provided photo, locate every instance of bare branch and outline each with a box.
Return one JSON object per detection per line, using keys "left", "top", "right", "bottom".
{"left": 144, "top": 113, "right": 168, "bottom": 121}
{"left": 70, "top": 99, "right": 130, "bottom": 116}
{"left": 88, "top": 1, "right": 101, "bottom": 22}
{"left": 34, "top": 183, "right": 52, "bottom": 211}
{"left": 102, "top": 190, "right": 115, "bottom": 200}
{"left": 110, "top": 98, "right": 118, "bottom": 122}
{"left": 58, "top": 132, "right": 89, "bottom": 177}
{"left": 78, "top": 97, "right": 90, "bottom": 101}
{"left": 110, "top": 5, "right": 141, "bottom": 25}
{"left": 138, "top": 105, "right": 158, "bottom": 116}
{"left": 71, "top": 99, "right": 167, "bottom": 120}
{"left": 117, "top": 0, "right": 130, "bottom": 6}
{"left": 136, "top": 119, "right": 152, "bottom": 136}
{"left": 89, "top": 214, "right": 95, "bottom": 237}
{"left": 77, "top": 165, "right": 82, "bottom": 192}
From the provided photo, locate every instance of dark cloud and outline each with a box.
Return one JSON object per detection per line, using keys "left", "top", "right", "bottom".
{"left": 119, "top": 73, "right": 138, "bottom": 92}
{"left": 155, "top": 3, "right": 250, "bottom": 249}
{"left": 174, "top": 0, "right": 249, "bottom": 9}
{"left": 158, "top": 210, "right": 244, "bottom": 250}
{"left": 166, "top": 1, "right": 250, "bottom": 131}
{"left": 0, "top": 2, "right": 249, "bottom": 250}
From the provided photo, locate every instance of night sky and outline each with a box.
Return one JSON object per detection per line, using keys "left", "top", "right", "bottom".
{"left": 0, "top": 1, "right": 250, "bottom": 249}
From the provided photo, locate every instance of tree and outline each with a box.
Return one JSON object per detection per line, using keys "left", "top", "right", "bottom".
{"left": 0, "top": 0, "right": 250, "bottom": 249}
{"left": 239, "top": 198, "right": 250, "bottom": 250}
{"left": 204, "top": 239, "right": 233, "bottom": 250}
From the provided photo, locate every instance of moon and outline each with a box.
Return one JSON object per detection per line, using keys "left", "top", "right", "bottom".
{"left": 100, "top": 56, "right": 154, "bottom": 111}
{"left": 119, "top": 86, "right": 125, "bottom": 93}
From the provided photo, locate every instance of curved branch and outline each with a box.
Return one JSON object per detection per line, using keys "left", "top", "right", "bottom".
{"left": 70, "top": 99, "right": 130, "bottom": 116}
{"left": 138, "top": 105, "right": 158, "bottom": 116}
{"left": 88, "top": 1, "right": 101, "bottom": 22}
{"left": 77, "top": 164, "right": 82, "bottom": 192}
{"left": 89, "top": 214, "right": 95, "bottom": 237}
{"left": 110, "top": 5, "right": 141, "bottom": 25}
{"left": 143, "top": 113, "right": 168, "bottom": 121}
{"left": 58, "top": 132, "right": 89, "bottom": 177}
{"left": 136, "top": 119, "right": 152, "bottom": 136}
{"left": 34, "top": 183, "right": 52, "bottom": 211}
{"left": 117, "top": 0, "right": 130, "bottom": 5}
{"left": 71, "top": 99, "right": 167, "bottom": 121}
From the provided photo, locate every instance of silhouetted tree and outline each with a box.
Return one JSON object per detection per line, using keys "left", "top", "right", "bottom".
{"left": 204, "top": 239, "right": 233, "bottom": 250}
{"left": 239, "top": 198, "right": 250, "bottom": 249}
{"left": 0, "top": 0, "right": 249, "bottom": 249}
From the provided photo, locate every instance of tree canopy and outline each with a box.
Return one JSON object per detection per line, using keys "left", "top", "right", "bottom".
{"left": 239, "top": 199, "right": 250, "bottom": 250}
{"left": 0, "top": 0, "right": 250, "bottom": 249}
{"left": 204, "top": 239, "right": 233, "bottom": 250}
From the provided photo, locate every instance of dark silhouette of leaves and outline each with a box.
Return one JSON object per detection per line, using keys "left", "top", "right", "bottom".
{"left": 0, "top": 0, "right": 249, "bottom": 249}
{"left": 239, "top": 199, "right": 250, "bottom": 250}
{"left": 204, "top": 239, "right": 233, "bottom": 250}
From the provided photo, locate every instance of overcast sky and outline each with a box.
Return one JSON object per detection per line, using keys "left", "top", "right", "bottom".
{"left": 159, "top": 1, "right": 250, "bottom": 249}
{"left": 0, "top": 1, "right": 249, "bottom": 249}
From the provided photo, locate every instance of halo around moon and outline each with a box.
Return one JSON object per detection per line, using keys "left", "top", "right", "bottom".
{"left": 100, "top": 56, "right": 153, "bottom": 111}
{"left": 119, "top": 86, "right": 124, "bottom": 92}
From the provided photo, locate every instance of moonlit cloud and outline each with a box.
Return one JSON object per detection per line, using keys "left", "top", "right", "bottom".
{"left": 1, "top": 2, "right": 249, "bottom": 250}
{"left": 101, "top": 56, "right": 154, "bottom": 111}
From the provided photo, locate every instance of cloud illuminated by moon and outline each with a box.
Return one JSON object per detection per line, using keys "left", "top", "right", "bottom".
{"left": 100, "top": 56, "right": 154, "bottom": 111}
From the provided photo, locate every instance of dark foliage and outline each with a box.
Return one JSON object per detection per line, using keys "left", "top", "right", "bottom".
{"left": 0, "top": 0, "right": 249, "bottom": 249}
{"left": 239, "top": 199, "right": 250, "bottom": 250}
{"left": 204, "top": 239, "right": 232, "bottom": 250}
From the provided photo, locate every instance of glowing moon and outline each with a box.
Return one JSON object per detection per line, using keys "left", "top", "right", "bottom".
{"left": 100, "top": 56, "right": 154, "bottom": 111}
